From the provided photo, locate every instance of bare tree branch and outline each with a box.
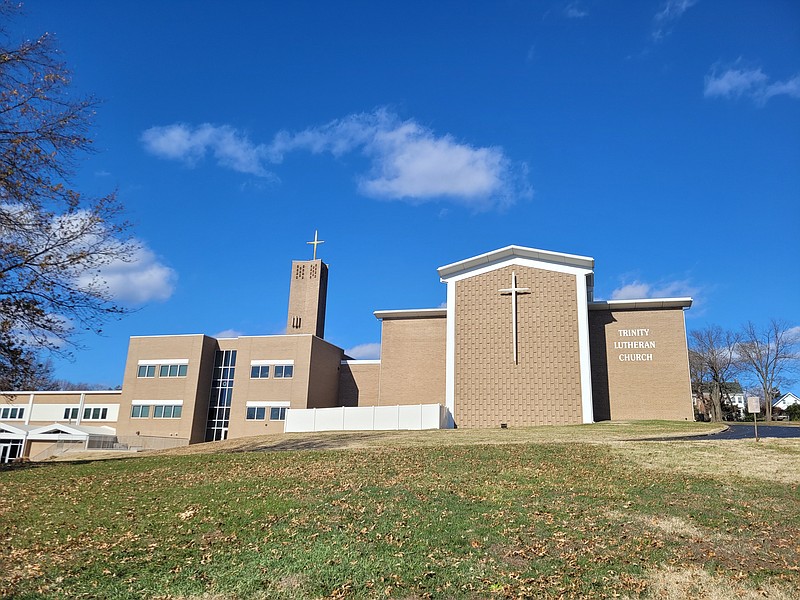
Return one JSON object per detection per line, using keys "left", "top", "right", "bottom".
{"left": 0, "top": 3, "right": 135, "bottom": 387}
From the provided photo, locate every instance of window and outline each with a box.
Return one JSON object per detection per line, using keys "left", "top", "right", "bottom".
{"left": 0, "top": 407, "right": 24, "bottom": 420}
{"left": 246, "top": 407, "right": 266, "bottom": 420}
{"left": 131, "top": 405, "right": 150, "bottom": 418}
{"left": 274, "top": 365, "right": 293, "bottom": 379}
{"left": 137, "top": 365, "right": 156, "bottom": 378}
{"left": 63, "top": 407, "right": 79, "bottom": 420}
{"left": 250, "top": 365, "right": 270, "bottom": 379}
{"left": 206, "top": 350, "right": 236, "bottom": 442}
{"left": 82, "top": 407, "right": 109, "bottom": 420}
{"left": 153, "top": 405, "right": 182, "bottom": 419}
{"left": 159, "top": 364, "right": 188, "bottom": 378}
{"left": 270, "top": 407, "right": 287, "bottom": 421}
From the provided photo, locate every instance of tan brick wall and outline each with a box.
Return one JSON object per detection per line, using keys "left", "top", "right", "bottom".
{"left": 118, "top": 335, "right": 215, "bottom": 443}
{"left": 454, "top": 265, "right": 583, "bottom": 427}
{"left": 338, "top": 363, "right": 380, "bottom": 407}
{"left": 222, "top": 335, "right": 314, "bottom": 437}
{"left": 378, "top": 316, "right": 446, "bottom": 406}
{"left": 589, "top": 308, "right": 693, "bottom": 421}
{"left": 286, "top": 260, "right": 328, "bottom": 337}
{"left": 308, "top": 337, "right": 344, "bottom": 409}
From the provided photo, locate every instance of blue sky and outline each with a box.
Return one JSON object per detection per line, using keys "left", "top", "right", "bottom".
{"left": 8, "top": 0, "right": 799, "bottom": 387}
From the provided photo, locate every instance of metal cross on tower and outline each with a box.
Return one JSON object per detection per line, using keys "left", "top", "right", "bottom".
{"left": 306, "top": 229, "right": 325, "bottom": 260}
{"left": 499, "top": 271, "right": 530, "bottom": 365}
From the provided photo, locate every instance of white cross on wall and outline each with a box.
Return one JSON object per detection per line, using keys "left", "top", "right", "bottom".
{"left": 499, "top": 271, "right": 530, "bottom": 365}
{"left": 306, "top": 229, "right": 325, "bottom": 260}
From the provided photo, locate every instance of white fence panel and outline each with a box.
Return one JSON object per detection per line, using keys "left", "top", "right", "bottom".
{"left": 342, "top": 407, "right": 375, "bottom": 430}
{"left": 284, "top": 404, "right": 452, "bottom": 433}
{"left": 284, "top": 409, "right": 316, "bottom": 433}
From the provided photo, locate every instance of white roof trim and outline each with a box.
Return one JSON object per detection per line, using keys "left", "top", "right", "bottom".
{"left": 245, "top": 401, "right": 290, "bottom": 408}
{"left": 341, "top": 359, "right": 381, "bottom": 365}
{"left": 250, "top": 359, "right": 295, "bottom": 366}
{"left": 589, "top": 297, "right": 693, "bottom": 310}
{"left": 0, "top": 390, "right": 121, "bottom": 395}
{"left": 27, "top": 423, "right": 115, "bottom": 436}
{"left": 138, "top": 359, "right": 189, "bottom": 366}
{"left": 374, "top": 308, "right": 447, "bottom": 320}
{"left": 438, "top": 245, "right": 594, "bottom": 279}
{"left": 0, "top": 422, "right": 29, "bottom": 435}
{"left": 130, "top": 333, "right": 206, "bottom": 339}
{"left": 131, "top": 400, "right": 184, "bottom": 406}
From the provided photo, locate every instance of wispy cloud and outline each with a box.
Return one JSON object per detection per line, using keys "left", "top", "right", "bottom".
{"left": 270, "top": 109, "right": 530, "bottom": 210}
{"left": 652, "top": 0, "right": 697, "bottom": 42}
{"left": 610, "top": 278, "right": 698, "bottom": 301}
{"left": 704, "top": 62, "right": 800, "bottom": 105}
{"left": 564, "top": 2, "right": 588, "bottom": 19}
{"left": 142, "top": 109, "right": 531, "bottom": 211}
{"left": 77, "top": 245, "right": 177, "bottom": 305}
{"left": 214, "top": 329, "right": 242, "bottom": 339}
{"left": 141, "top": 123, "right": 277, "bottom": 178}
{"left": 345, "top": 343, "right": 381, "bottom": 360}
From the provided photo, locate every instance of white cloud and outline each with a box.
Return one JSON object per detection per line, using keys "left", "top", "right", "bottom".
{"left": 652, "top": 0, "right": 697, "bottom": 42}
{"left": 214, "top": 329, "right": 242, "bottom": 339}
{"left": 564, "top": 3, "right": 588, "bottom": 18}
{"left": 143, "top": 109, "right": 531, "bottom": 211}
{"left": 79, "top": 245, "right": 177, "bottom": 305}
{"left": 270, "top": 109, "right": 530, "bottom": 210}
{"left": 786, "top": 326, "right": 800, "bottom": 343}
{"left": 704, "top": 63, "right": 800, "bottom": 105}
{"left": 140, "top": 123, "right": 276, "bottom": 178}
{"left": 345, "top": 343, "right": 381, "bottom": 360}
{"left": 610, "top": 279, "right": 698, "bottom": 301}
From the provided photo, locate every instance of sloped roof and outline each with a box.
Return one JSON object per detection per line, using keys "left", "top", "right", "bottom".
{"left": 27, "top": 423, "right": 116, "bottom": 437}
{"left": 437, "top": 245, "right": 594, "bottom": 279}
{"left": 773, "top": 392, "right": 800, "bottom": 407}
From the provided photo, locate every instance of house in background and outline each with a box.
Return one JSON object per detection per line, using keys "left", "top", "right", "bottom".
{"left": 773, "top": 392, "right": 800, "bottom": 414}
{"left": 1, "top": 241, "right": 695, "bottom": 462}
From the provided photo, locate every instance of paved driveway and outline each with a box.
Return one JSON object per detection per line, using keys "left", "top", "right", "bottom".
{"left": 687, "top": 422, "right": 800, "bottom": 440}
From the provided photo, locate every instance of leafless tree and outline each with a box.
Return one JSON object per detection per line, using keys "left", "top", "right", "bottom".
{"left": 737, "top": 320, "right": 799, "bottom": 422}
{"left": 0, "top": 4, "right": 136, "bottom": 386}
{"left": 688, "top": 326, "right": 740, "bottom": 422}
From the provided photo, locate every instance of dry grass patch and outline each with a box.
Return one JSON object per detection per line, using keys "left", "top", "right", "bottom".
{"left": 73, "top": 420, "right": 723, "bottom": 462}
{"left": 613, "top": 439, "right": 800, "bottom": 484}
{"left": 636, "top": 565, "right": 799, "bottom": 600}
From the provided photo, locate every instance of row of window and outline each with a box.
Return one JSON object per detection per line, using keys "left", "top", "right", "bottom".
{"left": 63, "top": 407, "right": 109, "bottom": 421}
{"left": 0, "top": 407, "right": 24, "bottom": 420}
{"left": 137, "top": 364, "right": 188, "bottom": 379}
{"left": 137, "top": 362, "right": 294, "bottom": 380}
{"left": 250, "top": 365, "right": 294, "bottom": 379}
{"left": 129, "top": 404, "right": 285, "bottom": 421}
{"left": 131, "top": 405, "right": 183, "bottom": 419}
{"left": 246, "top": 407, "right": 287, "bottom": 421}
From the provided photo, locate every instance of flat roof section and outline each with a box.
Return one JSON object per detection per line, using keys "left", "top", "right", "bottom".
{"left": 374, "top": 308, "right": 447, "bottom": 320}
{"left": 588, "top": 298, "right": 693, "bottom": 310}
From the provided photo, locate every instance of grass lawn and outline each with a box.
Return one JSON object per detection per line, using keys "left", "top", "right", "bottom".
{"left": 1, "top": 421, "right": 798, "bottom": 599}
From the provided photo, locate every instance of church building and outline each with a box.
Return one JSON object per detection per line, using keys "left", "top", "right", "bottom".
{"left": 0, "top": 241, "right": 693, "bottom": 462}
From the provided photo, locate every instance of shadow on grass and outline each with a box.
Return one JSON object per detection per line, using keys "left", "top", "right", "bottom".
{"left": 244, "top": 432, "right": 389, "bottom": 453}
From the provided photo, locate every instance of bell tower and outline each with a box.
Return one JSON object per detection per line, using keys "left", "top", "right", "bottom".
{"left": 286, "top": 231, "right": 328, "bottom": 338}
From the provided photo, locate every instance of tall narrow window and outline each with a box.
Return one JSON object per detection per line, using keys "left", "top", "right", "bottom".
{"left": 205, "top": 350, "right": 236, "bottom": 441}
